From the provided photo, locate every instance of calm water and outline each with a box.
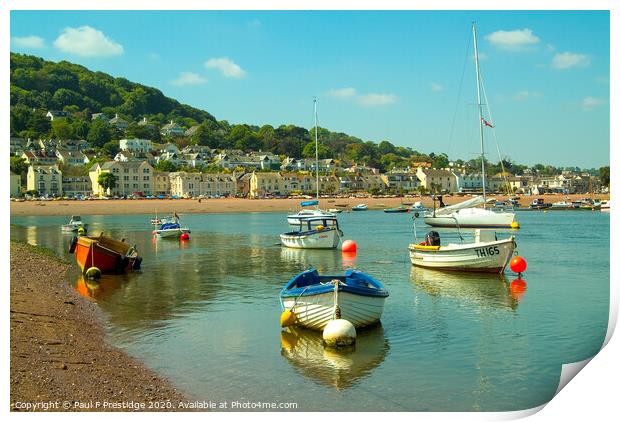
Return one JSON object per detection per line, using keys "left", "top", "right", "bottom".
{"left": 10, "top": 209, "right": 610, "bottom": 411}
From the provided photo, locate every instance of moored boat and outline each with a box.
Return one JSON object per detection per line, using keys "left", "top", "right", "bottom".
{"left": 408, "top": 229, "right": 516, "bottom": 273}
{"left": 153, "top": 213, "right": 190, "bottom": 238}
{"left": 69, "top": 233, "right": 142, "bottom": 274}
{"left": 600, "top": 200, "right": 610, "bottom": 212}
{"left": 279, "top": 269, "right": 389, "bottom": 330}
{"left": 61, "top": 215, "right": 88, "bottom": 232}
{"left": 352, "top": 204, "right": 368, "bottom": 211}
{"left": 383, "top": 205, "right": 409, "bottom": 213}
{"left": 280, "top": 216, "right": 342, "bottom": 249}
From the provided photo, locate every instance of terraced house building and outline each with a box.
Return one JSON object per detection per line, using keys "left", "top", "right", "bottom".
{"left": 89, "top": 161, "right": 154, "bottom": 197}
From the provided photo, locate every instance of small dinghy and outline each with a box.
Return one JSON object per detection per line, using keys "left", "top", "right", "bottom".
{"left": 383, "top": 205, "right": 409, "bottom": 213}
{"left": 352, "top": 204, "right": 368, "bottom": 211}
{"left": 279, "top": 269, "right": 389, "bottom": 330}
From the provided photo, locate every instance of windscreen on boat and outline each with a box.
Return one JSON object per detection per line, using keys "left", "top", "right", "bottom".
{"left": 300, "top": 200, "right": 319, "bottom": 207}
{"left": 160, "top": 223, "right": 181, "bottom": 230}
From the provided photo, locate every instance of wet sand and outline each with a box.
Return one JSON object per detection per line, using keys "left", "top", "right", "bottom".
{"left": 9, "top": 194, "right": 609, "bottom": 217}
{"left": 10, "top": 241, "right": 186, "bottom": 411}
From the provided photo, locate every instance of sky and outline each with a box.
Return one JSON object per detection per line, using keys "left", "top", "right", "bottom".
{"left": 9, "top": 10, "right": 611, "bottom": 169}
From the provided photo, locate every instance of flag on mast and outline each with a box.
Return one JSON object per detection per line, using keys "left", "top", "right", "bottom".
{"left": 481, "top": 117, "right": 494, "bottom": 128}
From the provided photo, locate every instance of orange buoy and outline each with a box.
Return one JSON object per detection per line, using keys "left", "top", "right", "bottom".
{"left": 342, "top": 240, "right": 357, "bottom": 253}
{"left": 510, "top": 256, "right": 527, "bottom": 274}
{"left": 180, "top": 233, "right": 190, "bottom": 240}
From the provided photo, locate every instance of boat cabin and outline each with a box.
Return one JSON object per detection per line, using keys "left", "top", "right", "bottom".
{"left": 285, "top": 216, "right": 340, "bottom": 235}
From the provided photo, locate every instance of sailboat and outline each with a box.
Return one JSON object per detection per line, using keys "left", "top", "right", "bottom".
{"left": 424, "top": 24, "right": 517, "bottom": 229}
{"left": 286, "top": 99, "right": 336, "bottom": 226}
{"left": 282, "top": 99, "right": 342, "bottom": 249}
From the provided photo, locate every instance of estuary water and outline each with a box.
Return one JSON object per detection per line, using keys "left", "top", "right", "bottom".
{"left": 10, "top": 209, "right": 610, "bottom": 411}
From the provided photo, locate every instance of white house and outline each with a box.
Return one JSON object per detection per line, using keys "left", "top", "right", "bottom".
{"left": 119, "top": 138, "right": 153, "bottom": 153}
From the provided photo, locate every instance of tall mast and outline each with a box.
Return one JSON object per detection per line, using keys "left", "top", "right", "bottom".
{"left": 472, "top": 22, "right": 487, "bottom": 206}
{"left": 314, "top": 97, "right": 320, "bottom": 202}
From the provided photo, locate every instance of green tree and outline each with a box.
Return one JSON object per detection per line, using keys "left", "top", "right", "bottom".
{"left": 102, "top": 140, "right": 120, "bottom": 157}
{"left": 600, "top": 166, "right": 610, "bottom": 187}
{"left": 10, "top": 156, "right": 28, "bottom": 176}
{"left": 154, "top": 161, "right": 178, "bottom": 172}
{"left": 302, "top": 142, "right": 330, "bottom": 159}
{"left": 51, "top": 118, "right": 75, "bottom": 140}
{"left": 97, "top": 172, "right": 117, "bottom": 195}
{"left": 432, "top": 153, "right": 450, "bottom": 169}
{"left": 87, "top": 119, "right": 112, "bottom": 147}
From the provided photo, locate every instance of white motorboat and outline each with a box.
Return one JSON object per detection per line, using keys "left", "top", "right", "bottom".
{"left": 280, "top": 216, "right": 342, "bottom": 249}
{"left": 61, "top": 215, "right": 88, "bottom": 232}
{"left": 408, "top": 228, "right": 516, "bottom": 273}
{"left": 153, "top": 214, "right": 191, "bottom": 238}
{"left": 410, "top": 201, "right": 425, "bottom": 211}
{"left": 279, "top": 269, "right": 389, "bottom": 330}
{"left": 352, "top": 204, "right": 368, "bottom": 211}
{"left": 423, "top": 24, "right": 516, "bottom": 229}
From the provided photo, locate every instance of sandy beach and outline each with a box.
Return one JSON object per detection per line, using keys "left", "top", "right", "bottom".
{"left": 10, "top": 194, "right": 610, "bottom": 217}
{"left": 10, "top": 241, "right": 186, "bottom": 411}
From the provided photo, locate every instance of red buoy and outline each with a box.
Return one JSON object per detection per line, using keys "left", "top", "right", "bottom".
{"left": 341, "top": 240, "right": 357, "bottom": 253}
{"left": 180, "top": 233, "right": 190, "bottom": 240}
{"left": 510, "top": 256, "right": 527, "bottom": 274}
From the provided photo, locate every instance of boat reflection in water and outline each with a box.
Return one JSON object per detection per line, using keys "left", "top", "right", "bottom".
{"left": 410, "top": 266, "right": 522, "bottom": 310}
{"left": 279, "top": 247, "right": 341, "bottom": 272}
{"left": 280, "top": 325, "right": 389, "bottom": 390}
{"left": 74, "top": 274, "right": 133, "bottom": 300}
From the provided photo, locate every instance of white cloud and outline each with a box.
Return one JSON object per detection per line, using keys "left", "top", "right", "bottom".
{"left": 12, "top": 35, "right": 45, "bottom": 49}
{"left": 327, "top": 87, "right": 357, "bottom": 98}
{"left": 358, "top": 93, "right": 397, "bottom": 107}
{"left": 485, "top": 28, "right": 540, "bottom": 51}
{"left": 204, "top": 57, "right": 246, "bottom": 78}
{"left": 171, "top": 72, "right": 206, "bottom": 86}
{"left": 582, "top": 96, "right": 606, "bottom": 110}
{"left": 514, "top": 90, "right": 543, "bottom": 101}
{"left": 430, "top": 83, "right": 444, "bottom": 92}
{"left": 551, "top": 52, "right": 590, "bottom": 69}
{"left": 53, "top": 26, "right": 123, "bottom": 57}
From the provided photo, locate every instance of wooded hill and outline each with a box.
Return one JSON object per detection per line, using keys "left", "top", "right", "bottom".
{"left": 11, "top": 52, "right": 595, "bottom": 177}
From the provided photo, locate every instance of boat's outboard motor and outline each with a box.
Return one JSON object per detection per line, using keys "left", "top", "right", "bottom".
{"left": 425, "top": 231, "right": 441, "bottom": 246}
{"left": 437, "top": 195, "right": 446, "bottom": 208}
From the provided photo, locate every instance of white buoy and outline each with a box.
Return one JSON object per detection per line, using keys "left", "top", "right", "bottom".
{"left": 323, "top": 319, "right": 356, "bottom": 347}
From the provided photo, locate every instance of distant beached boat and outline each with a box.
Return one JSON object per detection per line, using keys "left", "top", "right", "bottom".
{"left": 352, "top": 204, "right": 368, "bottom": 211}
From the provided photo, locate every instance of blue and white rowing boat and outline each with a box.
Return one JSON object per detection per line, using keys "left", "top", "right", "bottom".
{"left": 279, "top": 269, "right": 389, "bottom": 330}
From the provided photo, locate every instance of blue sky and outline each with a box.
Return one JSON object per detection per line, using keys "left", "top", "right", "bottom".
{"left": 10, "top": 10, "right": 610, "bottom": 168}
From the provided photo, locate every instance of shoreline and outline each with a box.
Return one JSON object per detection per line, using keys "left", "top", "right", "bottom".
{"left": 10, "top": 194, "right": 610, "bottom": 217}
{"left": 10, "top": 241, "right": 186, "bottom": 411}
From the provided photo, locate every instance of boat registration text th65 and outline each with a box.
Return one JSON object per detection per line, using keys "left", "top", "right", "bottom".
{"left": 474, "top": 246, "right": 501, "bottom": 257}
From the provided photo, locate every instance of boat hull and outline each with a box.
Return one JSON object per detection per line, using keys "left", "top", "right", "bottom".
{"left": 282, "top": 289, "right": 386, "bottom": 330}
{"left": 154, "top": 228, "right": 191, "bottom": 238}
{"left": 280, "top": 228, "right": 341, "bottom": 249}
{"left": 409, "top": 237, "right": 515, "bottom": 273}
{"left": 74, "top": 236, "right": 140, "bottom": 274}
{"left": 424, "top": 208, "right": 515, "bottom": 228}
